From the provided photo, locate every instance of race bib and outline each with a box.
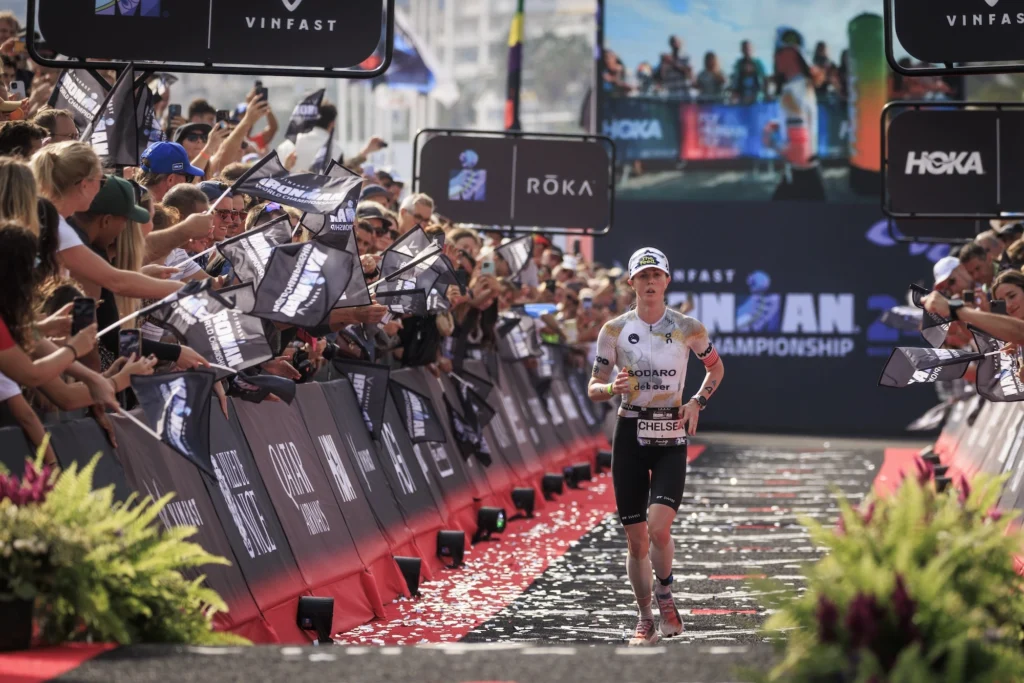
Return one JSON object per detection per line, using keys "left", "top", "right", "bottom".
{"left": 636, "top": 407, "right": 687, "bottom": 447}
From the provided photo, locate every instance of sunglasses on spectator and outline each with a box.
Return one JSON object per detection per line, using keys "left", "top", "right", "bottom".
{"left": 374, "top": 226, "right": 399, "bottom": 239}
{"left": 185, "top": 133, "right": 208, "bottom": 143}
{"left": 215, "top": 209, "right": 244, "bottom": 220}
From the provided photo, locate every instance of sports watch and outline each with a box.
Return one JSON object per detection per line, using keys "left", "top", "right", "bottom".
{"left": 948, "top": 299, "right": 964, "bottom": 321}
{"left": 691, "top": 395, "right": 708, "bottom": 411}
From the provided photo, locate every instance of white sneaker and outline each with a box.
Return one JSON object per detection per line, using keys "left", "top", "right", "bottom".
{"left": 627, "top": 616, "right": 660, "bottom": 647}
{"left": 655, "top": 590, "right": 684, "bottom": 637}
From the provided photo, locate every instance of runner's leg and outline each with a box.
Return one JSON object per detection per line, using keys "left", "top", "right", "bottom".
{"left": 648, "top": 447, "right": 687, "bottom": 636}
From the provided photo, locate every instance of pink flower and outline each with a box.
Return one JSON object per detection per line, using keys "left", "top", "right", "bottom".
{"left": 912, "top": 458, "right": 934, "bottom": 486}
{"left": 815, "top": 595, "right": 839, "bottom": 643}
{"left": 956, "top": 475, "right": 971, "bottom": 506}
{"left": 985, "top": 507, "right": 1004, "bottom": 523}
{"left": 845, "top": 593, "right": 884, "bottom": 649}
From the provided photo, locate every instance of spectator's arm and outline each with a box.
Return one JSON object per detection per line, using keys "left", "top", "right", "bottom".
{"left": 212, "top": 100, "right": 269, "bottom": 172}
{"left": 144, "top": 213, "right": 215, "bottom": 263}
{"left": 32, "top": 337, "right": 119, "bottom": 410}
{"left": 6, "top": 394, "right": 57, "bottom": 465}
{"left": 35, "top": 375, "right": 95, "bottom": 411}
{"left": 60, "top": 245, "right": 183, "bottom": 299}
{"left": 346, "top": 136, "right": 387, "bottom": 168}
{"left": 0, "top": 343, "right": 80, "bottom": 388}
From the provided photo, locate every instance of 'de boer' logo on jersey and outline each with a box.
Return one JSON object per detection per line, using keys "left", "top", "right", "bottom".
{"left": 449, "top": 149, "right": 486, "bottom": 202}
{"left": 669, "top": 269, "right": 858, "bottom": 358}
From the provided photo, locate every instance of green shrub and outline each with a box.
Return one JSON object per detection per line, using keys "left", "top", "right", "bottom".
{"left": 749, "top": 471, "right": 1024, "bottom": 683}
{"left": 0, "top": 447, "right": 248, "bottom": 646}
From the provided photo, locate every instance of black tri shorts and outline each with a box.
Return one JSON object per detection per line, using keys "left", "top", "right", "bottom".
{"left": 611, "top": 416, "right": 688, "bottom": 526}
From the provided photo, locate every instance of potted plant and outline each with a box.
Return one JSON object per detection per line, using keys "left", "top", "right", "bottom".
{"left": 0, "top": 446, "right": 248, "bottom": 649}
{"left": 747, "top": 464, "right": 1024, "bottom": 682}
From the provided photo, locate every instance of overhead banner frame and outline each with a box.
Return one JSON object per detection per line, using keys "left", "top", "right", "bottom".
{"left": 885, "top": 218, "right": 983, "bottom": 245}
{"left": 881, "top": 101, "right": 1024, "bottom": 219}
{"left": 411, "top": 128, "right": 616, "bottom": 237}
{"left": 25, "top": 0, "right": 394, "bottom": 79}
{"left": 884, "top": 0, "right": 1024, "bottom": 76}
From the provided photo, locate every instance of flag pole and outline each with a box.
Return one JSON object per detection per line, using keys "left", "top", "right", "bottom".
{"left": 117, "top": 407, "right": 163, "bottom": 442}
{"left": 504, "top": 0, "right": 525, "bottom": 132}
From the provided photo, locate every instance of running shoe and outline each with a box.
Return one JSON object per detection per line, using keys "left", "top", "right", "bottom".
{"left": 627, "top": 616, "right": 660, "bottom": 647}
{"left": 655, "top": 590, "right": 684, "bottom": 637}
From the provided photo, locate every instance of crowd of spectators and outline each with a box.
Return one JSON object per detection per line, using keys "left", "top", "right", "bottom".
{"left": 602, "top": 34, "right": 954, "bottom": 104}
{"left": 0, "top": 10, "right": 632, "bottom": 464}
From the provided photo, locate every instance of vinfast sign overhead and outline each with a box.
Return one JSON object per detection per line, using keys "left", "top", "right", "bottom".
{"left": 28, "top": 0, "right": 393, "bottom": 78}
{"left": 414, "top": 129, "right": 616, "bottom": 235}
{"left": 887, "top": 0, "right": 1024, "bottom": 75}
{"left": 882, "top": 103, "right": 1024, "bottom": 218}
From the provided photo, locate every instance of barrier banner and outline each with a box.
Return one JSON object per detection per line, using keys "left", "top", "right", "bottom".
{"left": 376, "top": 392, "right": 451, "bottom": 536}
{"left": 233, "top": 398, "right": 377, "bottom": 632}
{"left": 600, "top": 96, "right": 681, "bottom": 162}
{"left": 567, "top": 368, "right": 600, "bottom": 429}
{"left": 112, "top": 414, "right": 264, "bottom": 633}
{"left": 504, "top": 360, "right": 567, "bottom": 467}
{"left": 293, "top": 384, "right": 391, "bottom": 568}
{"left": 439, "top": 375, "right": 515, "bottom": 498}
{"left": 0, "top": 426, "right": 33, "bottom": 473}
{"left": 205, "top": 403, "right": 306, "bottom": 635}
{"left": 489, "top": 361, "right": 547, "bottom": 478}
{"left": 319, "top": 379, "right": 415, "bottom": 551}
{"left": 392, "top": 369, "right": 479, "bottom": 510}
{"left": 47, "top": 418, "right": 132, "bottom": 503}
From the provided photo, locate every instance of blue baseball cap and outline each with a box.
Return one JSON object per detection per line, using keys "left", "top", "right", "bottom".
{"left": 197, "top": 181, "right": 231, "bottom": 204}
{"left": 360, "top": 184, "right": 389, "bottom": 201}
{"left": 140, "top": 141, "right": 205, "bottom": 178}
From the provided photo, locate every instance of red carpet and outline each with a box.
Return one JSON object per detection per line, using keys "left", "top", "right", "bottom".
{"left": 873, "top": 448, "right": 921, "bottom": 497}
{"left": 0, "top": 644, "right": 115, "bottom": 683}
{"left": 336, "top": 444, "right": 706, "bottom": 645}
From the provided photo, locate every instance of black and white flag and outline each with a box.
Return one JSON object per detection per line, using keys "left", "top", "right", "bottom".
{"left": 131, "top": 370, "right": 215, "bottom": 474}
{"left": 878, "top": 347, "right": 981, "bottom": 388}
{"left": 144, "top": 284, "right": 273, "bottom": 381}
{"left": 910, "top": 284, "right": 952, "bottom": 349}
{"left": 251, "top": 239, "right": 355, "bottom": 328}
{"left": 380, "top": 227, "right": 459, "bottom": 296}
{"left": 444, "top": 394, "right": 487, "bottom": 463}
{"left": 284, "top": 88, "right": 325, "bottom": 142}
{"left": 218, "top": 282, "right": 257, "bottom": 314}
{"left": 329, "top": 228, "right": 373, "bottom": 310}
{"left": 389, "top": 381, "right": 446, "bottom": 444}
{"left": 300, "top": 160, "right": 362, "bottom": 237}
{"left": 332, "top": 359, "right": 390, "bottom": 439}
{"left": 135, "top": 83, "right": 164, "bottom": 161}
{"left": 496, "top": 235, "right": 533, "bottom": 279}
{"left": 907, "top": 403, "right": 950, "bottom": 432}
{"left": 227, "top": 373, "right": 296, "bottom": 405}
{"left": 311, "top": 126, "right": 335, "bottom": 175}
{"left": 48, "top": 68, "right": 110, "bottom": 134}
{"left": 216, "top": 215, "right": 293, "bottom": 286}
{"left": 81, "top": 64, "right": 138, "bottom": 168}
{"left": 456, "top": 379, "right": 496, "bottom": 430}
{"left": 971, "top": 329, "right": 1024, "bottom": 402}
{"left": 241, "top": 171, "right": 362, "bottom": 216}
{"left": 376, "top": 288, "right": 429, "bottom": 317}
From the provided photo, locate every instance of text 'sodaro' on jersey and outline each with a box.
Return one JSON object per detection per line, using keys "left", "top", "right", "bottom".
{"left": 593, "top": 308, "right": 713, "bottom": 417}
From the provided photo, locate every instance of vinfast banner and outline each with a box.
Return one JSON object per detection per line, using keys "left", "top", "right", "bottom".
{"left": 893, "top": 0, "right": 1024, "bottom": 66}
{"left": 594, "top": 200, "right": 938, "bottom": 436}
{"left": 417, "top": 132, "right": 613, "bottom": 233}
{"left": 37, "top": 0, "right": 384, "bottom": 71}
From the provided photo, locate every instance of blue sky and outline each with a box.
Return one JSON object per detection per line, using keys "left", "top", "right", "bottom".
{"left": 606, "top": 0, "right": 889, "bottom": 70}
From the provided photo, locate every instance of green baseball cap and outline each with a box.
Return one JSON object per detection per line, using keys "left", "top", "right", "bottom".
{"left": 88, "top": 175, "right": 150, "bottom": 223}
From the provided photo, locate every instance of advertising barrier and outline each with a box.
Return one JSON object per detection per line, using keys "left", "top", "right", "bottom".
{"left": 11, "top": 360, "right": 605, "bottom": 643}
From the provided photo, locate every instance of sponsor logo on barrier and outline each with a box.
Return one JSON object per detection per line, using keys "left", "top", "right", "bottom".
{"left": 381, "top": 423, "right": 416, "bottom": 495}
{"left": 525, "top": 175, "right": 595, "bottom": 198}
{"left": 671, "top": 269, "right": 858, "bottom": 359}
{"left": 318, "top": 434, "right": 358, "bottom": 503}
{"left": 904, "top": 151, "right": 985, "bottom": 175}
{"left": 602, "top": 118, "right": 664, "bottom": 141}
{"left": 344, "top": 433, "right": 376, "bottom": 492}
{"left": 419, "top": 441, "right": 455, "bottom": 478}
{"left": 212, "top": 449, "right": 277, "bottom": 558}
{"left": 501, "top": 394, "right": 530, "bottom": 445}
{"left": 143, "top": 478, "right": 202, "bottom": 528}
{"left": 268, "top": 441, "right": 329, "bottom": 536}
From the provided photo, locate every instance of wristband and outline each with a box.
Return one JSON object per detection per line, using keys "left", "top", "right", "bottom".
{"left": 61, "top": 343, "right": 79, "bottom": 361}
{"left": 606, "top": 383, "right": 614, "bottom": 396}
{"left": 199, "top": 151, "right": 211, "bottom": 161}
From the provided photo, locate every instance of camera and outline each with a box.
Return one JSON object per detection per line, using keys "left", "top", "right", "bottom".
{"left": 290, "top": 349, "right": 317, "bottom": 383}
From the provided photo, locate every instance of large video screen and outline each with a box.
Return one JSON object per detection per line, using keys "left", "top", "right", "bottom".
{"left": 599, "top": 0, "right": 961, "bottom": 202}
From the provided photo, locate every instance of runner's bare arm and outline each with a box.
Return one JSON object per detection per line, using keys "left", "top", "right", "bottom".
{"left": 688, "top": 326, "right": 724, "bottom": 404}
{"left": 589, "top": 323, "right": 621, "bottom": 402}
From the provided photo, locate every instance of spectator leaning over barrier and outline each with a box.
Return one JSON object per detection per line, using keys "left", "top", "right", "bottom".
{"left": 187, "top": 99, "right": 217, "bottom": 126}
{"left": 32, "top": 141, "right": 183, "bottom": 301}
{"left": 923, "top": 269, "right": 1024, "bottom": 346}
{"left": 137, "top": 140, "right": 206, "bottom": 202}
{"left": 959, "top": 242, "right": 996, "bottom": 291}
